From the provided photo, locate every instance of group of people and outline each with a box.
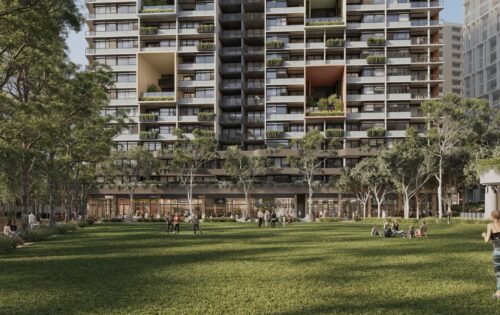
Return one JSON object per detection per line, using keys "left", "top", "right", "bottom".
{"left": 164, "top": 212, "right": 202, "bottom": 235}
{"left": 3, "top": 212, "right": 39, "bottom": 238}
{"left": 370, "top": 221, "right": 428, "bottom": 238}
{"left": 256, "top": 210, "right": 293, "bottom": 228}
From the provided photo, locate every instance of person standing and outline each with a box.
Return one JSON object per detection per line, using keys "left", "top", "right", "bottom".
{"left": 271, "top": 211, "right": 277, "bottom": 228}
{"left": 446, "top": 208, "right": 452, "bottom": 224}
{"left": 165, "top": 214, "right": 174, "bottom": 233}
{"left": 257, "top": 210, "right": 264, "bottom": 228}
{"left": 173, "top": 213, "right": 181, "bottom": 235}
{"left": 264, "top": 210, "right": 270, "bottom": 227}
{"left": 191, "top": 212, "right": 202, "bottom": 235}
{"left": 28, "top": 212, "right": 36, "bottom": 229}
{"left": 481, "top": 210, "right": 500, "bottom": 299}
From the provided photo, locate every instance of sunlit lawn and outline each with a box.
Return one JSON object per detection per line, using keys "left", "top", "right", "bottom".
{"left": 0, "top": 221, "right": 497, "bottom": 314}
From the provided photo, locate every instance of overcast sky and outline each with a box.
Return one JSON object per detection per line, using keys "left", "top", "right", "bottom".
{"left": 65, "top": 0, "right": 465, "bottom": 67}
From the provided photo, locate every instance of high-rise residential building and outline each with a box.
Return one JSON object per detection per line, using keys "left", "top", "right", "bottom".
{"left": 85, "top": 0, "right": 443, "bottom": 219}
{"left": 464, "top": 0, "right": 500, "bottom": 106}
{"left": 442, "top": 22, "right": 463, "bottom": 95}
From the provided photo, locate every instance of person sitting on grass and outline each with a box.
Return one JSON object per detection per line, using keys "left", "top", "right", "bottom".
{"left": 418, "top": 221, "right": 428, "bottom": 237}
{"left": 408, "top": 225, "right": 415, "bottom": 239}
{"left": 371, "top": 225, "right": 380, "bottom": 237}
{"left": 10, "top": 219, "right": 17, "bottom": 233}
{"left": 391, "top": 222, "right": 406, "bottom": 237}
{"left": 3, "top": 220, "right": 16, "bottom": 237}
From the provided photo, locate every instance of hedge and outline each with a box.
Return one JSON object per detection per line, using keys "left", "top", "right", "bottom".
{"left": 325, "top": 128, "right": 344, "bottom": 137}
{"left": 266, "top": 130, "right": 285, "bottom": 138}
{"left": 197, "top": 24, "right": 215, "bottom": 33}
{"left": 367, "top": 38, "right": 386, "bottom": 46}
{"left": 197, "top": 112, "right": 215, "bottom": 121}
{"left": 139, "top": 96, "right": 175, "bottom": 101}
{"left": 367, "top": 128, "right": 385, "bottom": 137}
{"left": 0, "top": 235, "right": 24, "bottom": 253}
{"left": 306, "top": 110, "right": 344, "bottom": 117}
{"left": 477, "top": 157, "right": 500, "bottom": 174}
{"left": 326, "top": 39, "right": 344, "bottom": 47}
{"left": 266, "top": 58, "right": 284, "bottom": 67}
{"left": 266, "top": 40, "right": 284, "bottom": 49}
{"left": 367, "top": 55, "right": 386, "bottom": 64}
{"left": 197, "top": 42, "right": 215, "bottom": 51}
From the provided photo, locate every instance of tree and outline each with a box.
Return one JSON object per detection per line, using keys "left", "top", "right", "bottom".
{"left": 287, "top": 129, "right": 338, "bottom": 221}
{"left": 224, "top": 146, "right": 266, "bottom": 218}
{"left": 421, "top": 94, "right": 491, "bottom": 217}
{"left": 170, "top": 129, "right": 217, "bottom": 216}
{"left": 349, "top": 157, "right": 391, "bottom": 218}
{"left": 379, "top": 129, "right": 433, "bottom": 218}
{"left": 104, "top": 147, "right": 159, "bottom": 219}
{"left": 337, "top": 168, "right": 371, "bottom": 218}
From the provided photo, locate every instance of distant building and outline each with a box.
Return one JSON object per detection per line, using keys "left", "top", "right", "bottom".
{"left": 464, "top": 0, "right": 500, "bottom": 107}
{"left": 442, "top": 22, "right": 463, "bottom": 95}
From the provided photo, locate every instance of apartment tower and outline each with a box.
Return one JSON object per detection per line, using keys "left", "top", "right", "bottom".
{"left": 442, "top": 22, "right": 463, "bottom": 95}
{"left": 85, "top": 0, "right": 443, "bottom": 219}
{"left": 464, "top": 0, "right": 500, "bottom": 106}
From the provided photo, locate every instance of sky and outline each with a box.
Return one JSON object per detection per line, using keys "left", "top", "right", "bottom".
{"left": 65, "top": 0, "right": 465, "bottom": 67}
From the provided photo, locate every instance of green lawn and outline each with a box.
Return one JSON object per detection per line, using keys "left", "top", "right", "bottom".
{"left": 0, "top": 222, "right": 497, "bottom": 314}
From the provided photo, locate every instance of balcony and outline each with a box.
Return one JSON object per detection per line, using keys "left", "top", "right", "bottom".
{"left": 347, "top": 112, "right": 385, "bottom": 120}
{"left": 178, "top": 63, "right": 214, "bottom": 70}
{"left": 266, "top": 78, "right": 304, "bottom": 85}
{"left": 86, "top": 48, "right": 137, "bottom": 55}
{"left": 266, "top": 6, "right": 304, "bottom": 15}
{"left": 87, "top": 12, "right": 136, "bottom": 20}
{"left": 114, "top": 81, "right": 136, "bottom": 89}
{"left": 346, "top": 94, "right": 385, "bottom": 102}
{"left": 220, "top": 115, "right": 242, "bottom": 124}
{"left": 86, "top": 30, "right": 136, "bottom": 38}
{"left": 387, "top": 93, "right": 411, "bottom": 101}
{"left": 178, "top": 115, "right": 198, "bottom": 123}
{"left": 386, "top": 39, "right": 411, "bottom": 47}
{"left": 219, "top": 13, "right": 242, "bottom": 22}
{"left": 387, "top": 75, "right": 411, "bottom": 82}
{"left": 109, "top": 98, "right": 136, "bottom": 106}
{"left": 177, "top": 97, "right": 214, "bottom": 105}
{"left": 387, "top": 112, "right": 412, "bottom": 119}
{"left": 178, "top": 80, "right": 215, "bottom": 88}
{"left": 266, "top": 95, "right": 304, "bottom": 103}
{"left": 305, "top": 17, "right": 344, "bottom": 27}
{"left": 347, "top": 22, "right": 385, "bottom": 30}
{"left": 266, "top": 24, "right": 304, "bottom": 32}
{"left": 139, "top": 92, "right": 175, "bottom": 102}
{"left": 266, "top": 113, "right": 304, "bottom": 121}
{"left": 140, "top": 45, "right": 176, "bottom": 52}
{"left": 178, "top": 9, "right": 215, "bottom": 18}
{"left": 284, "top": 131, "right": 305, "bottom": 138}
{"left": 347, "top": 3, "right": 385, "bottom": 11}
{"left": 138, "top": 5, "right": 175, "bottom": 16}
{"left": 347, "top": 76, "right": 385, "bottom": 84}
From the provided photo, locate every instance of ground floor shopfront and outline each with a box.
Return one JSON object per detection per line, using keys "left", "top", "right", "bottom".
{"left": 87, "top": 191, "right": 438, "bottom": 220}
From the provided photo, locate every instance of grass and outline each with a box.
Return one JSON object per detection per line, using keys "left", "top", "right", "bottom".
{"left": 0, "top": 222, "right": 498, "bottom": 314}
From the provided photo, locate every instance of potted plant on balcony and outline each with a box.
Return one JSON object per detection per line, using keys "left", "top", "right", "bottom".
{"left": 266, "top": 58, "right": 284, "bottom": 67}
{"left": 266, "top": 130, "right": 285, "bottom": 138}
{"left": 306, "top": 94, "right": 344, "bottom": 116}
{"left": 367, "top": 38, "right": 386, "bottom": 46}
{"left": 197, "top": 112, "right": 215, "bottom": 121}
{"left": 197, "top": 42, "right": 215, "bottom": 51}
{"left": 266, "top": 40, "right": 285, "bottom": 49}
{"left": 367, "top": 128, "right": 385, "bottom": 137}
{"left": 139, "top": 113, "right": 157, "bottom": 122}
{"left": 366, "top": 55, "right": 386, "bottom": 64}
{"left": 325, "top": 38, "right": 345, "bottom": 47}
{"left": 325, "top": 128, "right": 344, "bottom": 138}
{"left": 140, "top": 26, "right": 159, "bottom": 35}
{"left": 147, "top": 84, "right": 160, "bottom": 93}
{"left": 197, "top": 24, "right": 215, "bottom": 33}
{"left": 139, "top": 130, "right": 159, "bottom": 140}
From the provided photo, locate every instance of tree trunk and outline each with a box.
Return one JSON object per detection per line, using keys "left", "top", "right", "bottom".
{"left": 362, "top": 202, "right": 366, "bottom": 218}
{"left": 243, "top": 185, "right": 250, "bottom": 219}
{"left": 416, "top": 193, "right": 420, "bottom": 220}
{"left": 188, "top": 175, "right": 194, "bottom": 214}
{"left": 437, "top": 156, "right": 443, "bottom": 218}
{"left": 129, "top": 193, "right": 134, "bottom": 220}
{"left": 403, "top": 192, "right": 410, "bottom": 219}
{"left": 307, "top": 180, "right": 314, "bottom": 221}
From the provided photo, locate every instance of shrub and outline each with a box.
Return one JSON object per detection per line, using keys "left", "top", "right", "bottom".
{"left": 325, "top": 128, "right": 344, "bottom": 137}
{"left": 146, "top": 84, "right": 160, "bottom": 93}
{"left": 0, "top": 235, "right": 24, "bottom": 253}
{"left": 197, "top": 24, "right": 215, "bottom": 33}
{"left": 266, "top": 130, "right": 285, "bottom": 138}
{"left": 319, "top": 217, "right": 339, "bottom": 223}
{"left": 266, "top": 40, "right": 284, "bottom": 49}
{"left": 266, "top": 58, "right": 284, "bottom": 67}
{"left": 139, "top": 113, "right": 157, "bottom": 122}
{"left": 22, "top": 227, "right": 58, "bottom": 242}
{"left": 367, "top": 128, "right": 385, "bottom": 137}
{"left": 366, "top": 55, "right": 386, "bottom": 64}
{"left": 477, "top": 157, "right": 500, "bottom": 174}
{"left": 326, "top": 38, "right": 344, "bottom": 47}
{"left": 203, "top": 217, "right": 236, "bottom": 222}
{"left": 77, "top": 221, "right": 90, "bottom": 228}
{"left": 318, "top": 94, "right": 343, "bottom": 112}
{"left": 139, "top": 96, "right": 175, "bottom": 102}
{"left": 86, "top": 218, "right": 95, "bottom": 226}
{"left": 305, "top": 110, "right": 344, "bottom": 117}
{"left": 139, "top": 131, "right": 159, "bottom": 140}
{"left": 197, "top": 42, "right": 215, "bottom": 51}
{"left": 367, "top": 38, "right": 386, "bottom": 46}
{"left": 197, "top": 112, "right": 215, "bottom": 121}
{"left": 55, "top": 223, "right": 77, "bottom": 234}
{"left": 102, "top": 218, "right": 124, "bottom": 223}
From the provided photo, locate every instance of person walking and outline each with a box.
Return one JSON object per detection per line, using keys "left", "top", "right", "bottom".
{"left": 28, "top": 212, "right": 36, "bottom": 229}
{"left": 191, "top": 212, "right": 202, "bottom": 235}
{"left": 173, "top": 213, "right": 181, "bottom": 235}
{"left": 446, "top": 208, "right": 453, "bottom": 224}
{"left": 264, "top": 210, "right": 270, "bottom": 227}
{"left": 271, "top": 211, "right": 277, "bottom": 228}
{"left": 165, "top": 214, "right": 174, "bottom": 233}
{"left": 257, "top": 210, "right": 264, "bottom": 228}
{"left": 481, "top": 210, "right": 500, "bottom": 299}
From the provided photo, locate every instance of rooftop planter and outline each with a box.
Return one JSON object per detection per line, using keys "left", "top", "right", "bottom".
{"left": 366, "top": 55, "right": 386, "bottom": 64}
{"left": 266, "top": 130, "right": 285, "bottom": 138}
{"left": 306, "top": 110, "right": 344, "bottom": 117}
{"left": 197, "top": 112, "right": 215, "bottom": 121}
{"left": 197, "top": 42, "right": 215, "bottom": 51}
{"left": 139, "top": 131, "right": 159, "bottom": 140}
{"left": 367, "top": 128, "right": 385, "bottom": 137}
{"left": 139, "top": 113, "right": 158, "bottom": 122}
{"left": 266, "top": 58, "right": 284, "bottom": 67}
{"left": 478, "top": 157, "right": 500, "bottom": 175}
{"left": 266, "top": 40, "right": 285, "bottom": 49}
{"left": 140, "top": 26, "right": 159, "bottom": 35}
{"left": 325, "top": 129, "right": 344, "bottom": 138}
{"left": 197, "top": 24, "right": 215, "bottom": 33}
{"left": 326, "top": 38, "right": 345, "bottom": 47}
{"left": 367, "top": 38, "right": 386, "bottom": 46}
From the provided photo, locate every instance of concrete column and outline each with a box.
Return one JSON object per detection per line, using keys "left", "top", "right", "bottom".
{"left": 485, "top": 185, "right": 498, "bottom": 219}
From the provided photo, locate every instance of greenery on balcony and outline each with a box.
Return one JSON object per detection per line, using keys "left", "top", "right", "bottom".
{"left": 367, "top": 128, "right": 386, "bottom": 137}
{"left": 266, "top": 58, "right": 284, "bottom": 67}
{"left": 325, "top": 38, "right": 345, "bottom": 47}
{"left": 140, "top": 26, "right": 159, "bottom": 35}
{"left": 266, "top": 40, "right": 284, "bottom": 49}
{"left": 366, "top": 55, "right": 386, "bottom": 64}
{"left": 139, "top": 113, "right": 157, "bottom": 122}
{"left": 306, "top": 20, "right": 344, "bottom": 26}
{"left": 197, "top": 42, "right": 215, "bottom": 51}
{"left": 478, "top": 157, "right": 500, "bottom": 174}
{"left": 140, "top": 7, "right": 175, "bottom": 13}
{"left": 306, "top": 110, "right": 344, "bottom": 117}
{"left": 197, "top": 24, "right": 215, "bottom": 33}
{"left": 139, "top": 95, "right": 175, "bottom": 101}
{"left": 197, "top": 112, "right": 215, "bottom": 121}
{"left": 325, "top": 128, "right": 344, "bottom": 138}
{"left": 367, "top": 38, "right": 386, "bottom": 46}
{"left": 306, "top": 94, "right": 344, "bottom": 116}
{"left": 139, "top": 131, "right": 159, "bottom": 140}
{"left": 147, "top": 84, "right": 159, "bottom": 92}
{"left": 266, "top": 130, "right": 285, "bottom": 138}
